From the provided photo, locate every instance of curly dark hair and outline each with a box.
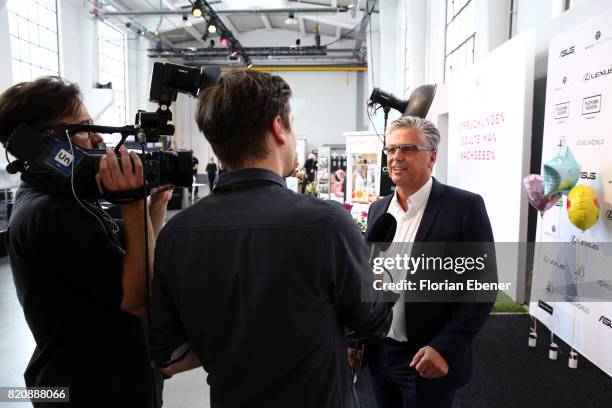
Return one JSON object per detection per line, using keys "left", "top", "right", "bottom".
{"left": 0, "top": 76, "right": 82, "bottom": 143}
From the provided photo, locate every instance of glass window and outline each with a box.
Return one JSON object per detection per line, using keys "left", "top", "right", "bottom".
{"left": 7, "top": 0, "right": 59, "bottom": 83}
{"left": 97, "top": 21, "right": 128, "bottom": 136}
{"left": 444, "top": 0, "right": 475, "bottom": 83}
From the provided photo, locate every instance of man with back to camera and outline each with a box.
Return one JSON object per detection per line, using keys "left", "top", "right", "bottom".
{"left": 361, "top": 116, "right": 495, "bottom": 408}
{"left": 0, "top": 77, "right": 172, "bottom": 407}
{"left": 149, "top": 69, "right": 392, "bottom": 407}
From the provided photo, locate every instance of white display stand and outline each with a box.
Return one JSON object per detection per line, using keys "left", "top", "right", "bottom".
{"left": 447, "top": 30, "right": 536, "bottom": 302}
{"left": 316, "top": 146, "right": 331, "bottom": 200}
{"left": 529, "top": 9, "right": 612, "bottom": 377}
{"left": 344, "top": 132, "right": 383, "bottom": 212}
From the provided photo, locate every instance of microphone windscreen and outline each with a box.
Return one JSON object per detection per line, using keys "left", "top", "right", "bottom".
{"left": 366, "top": 213, "right": 397, "bottom": 251}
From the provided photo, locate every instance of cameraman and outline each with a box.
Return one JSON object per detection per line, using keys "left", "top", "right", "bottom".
{"left": 149, "top": 69, "right": 391, "bottom": 407}
{"left": 0, "top": 77, "right": 170, "bottom": 407}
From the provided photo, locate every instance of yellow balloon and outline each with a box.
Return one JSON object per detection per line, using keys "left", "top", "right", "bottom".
{"left": 567, "top": 185, "right": 599, "bottom": 231}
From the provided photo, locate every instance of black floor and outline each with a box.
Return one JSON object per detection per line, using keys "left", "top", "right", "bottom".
{"left": 354, "top": 314, "right": 612, "bottom": 408}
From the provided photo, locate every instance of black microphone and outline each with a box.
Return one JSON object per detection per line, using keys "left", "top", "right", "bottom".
{"left": 366, "top": 213, "right": 397, "bottom": 251}
{"left": 366, "top": 213, "right": 397, "bottom": 284}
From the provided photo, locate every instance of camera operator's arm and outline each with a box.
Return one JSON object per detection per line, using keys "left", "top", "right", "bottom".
{"left": 149, "top": 186, "right": 173, "bottom": 238}
{"left": 97, "top": 147, "right": 155, "bottom": 316}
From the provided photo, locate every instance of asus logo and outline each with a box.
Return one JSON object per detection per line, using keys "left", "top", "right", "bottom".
{"left": 600, "top": 315, "right": 612, "bottom": 329}
{"left": 560, "top": 46, "right": 575, "bottom": 57}
{"left": 580, "top": 171, "right": 597, "bottom": 180}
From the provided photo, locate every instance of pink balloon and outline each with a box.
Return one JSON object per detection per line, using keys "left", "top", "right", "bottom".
{"left": 523, "top": 174, "right": 561, "bottom": 214}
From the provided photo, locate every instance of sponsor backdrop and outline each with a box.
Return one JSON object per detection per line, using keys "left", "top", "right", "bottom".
{"left": 448, "top": 30, "right": 536, "bottom": 302}
{"left": 529, "top": 9, "right": 612, "bottom": 377}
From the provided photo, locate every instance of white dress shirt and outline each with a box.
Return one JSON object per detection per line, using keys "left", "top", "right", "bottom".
{"left": 385, "top": 177, "right": 433, "bottom": 342}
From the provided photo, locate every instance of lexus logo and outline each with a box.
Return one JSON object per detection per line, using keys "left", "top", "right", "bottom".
{"left": 557, "top": 136, "right": 566, "bottom": 147}
{"left": 595, "top": 31, "right": 601, "bottom": 40}
{"left": 583, "top": 66, "right": 612, "bottom": 82}
{"left": 600, "top": 315, "right": 612, "bottom": 329}
{"left": 552, "top": 225, "right": 557, "bottom": 232}
{"left": 545, "top": 281, "right": 553, "bottom": 295}
{"left": 562, "top": 76, "right": 567, "bottom": 84}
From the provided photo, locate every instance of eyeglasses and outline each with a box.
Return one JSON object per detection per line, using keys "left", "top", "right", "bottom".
{"left": 42, "top": 120, "right": 96, "bottom": 139}
{"left": 383, "top": 144, "right": 436, "bottom": 155}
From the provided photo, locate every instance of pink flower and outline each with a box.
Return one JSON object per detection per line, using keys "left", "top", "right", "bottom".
{"left": 360, "top": 211, "right": 368, "bottom": 219}
{"left": 342, "top": 202, "right": 354, "bottom": 211}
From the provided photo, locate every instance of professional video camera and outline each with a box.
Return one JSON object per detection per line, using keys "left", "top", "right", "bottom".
{"left": 1, "top": 62, "right": 221, "bottom": 203}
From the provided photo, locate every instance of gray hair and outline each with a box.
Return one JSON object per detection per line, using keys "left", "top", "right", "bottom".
{"left": 386, "top": 116, "right": 440, "bottom": 151}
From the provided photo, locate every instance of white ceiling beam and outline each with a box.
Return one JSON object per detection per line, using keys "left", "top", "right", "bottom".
{"left": 260, "top": 14, "right": 273, "bottom": 30}
{"left": 335, "top": 25, "right": 341, "bottom": 40}
{"left": 300, "top": 15, "right": 355, "bottom": 30}
{"left": 219, "top": 15, "right": 239, "bottom": 34}
{"left": 183, "top": 25, "right": 208, "bottom": 46}
{"left": 298, "top": 17, "right": 306, "bottom": 36}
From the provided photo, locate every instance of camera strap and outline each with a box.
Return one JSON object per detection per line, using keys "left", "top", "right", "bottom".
{"left": 103, "top": 185, "right": 150, "bottom": 205}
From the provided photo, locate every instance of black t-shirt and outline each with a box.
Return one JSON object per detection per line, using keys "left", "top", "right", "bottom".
{"left": 150, "top": 169, "right": 390, "bottom": 408}
{"left": 6, "top": 182, "right": 154, "bottom": 407}
{"left": 304, "top": 158, "right": 317, "bottom": 181}
{"left": 205, "top": 163, "right": 218, "bottom": 175}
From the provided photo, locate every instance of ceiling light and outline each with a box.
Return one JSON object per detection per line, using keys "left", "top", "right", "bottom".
{"left": 285, "top": 12, "right": 297, "bottom": 25}
{"left": 192, "top": 0, "right": 203, "bottom": 18}
{"left": 220, "top": 36, "right": 229, "bottom": 47}
{"left": 208, "top": 23, "right": 217, "bottom": 33}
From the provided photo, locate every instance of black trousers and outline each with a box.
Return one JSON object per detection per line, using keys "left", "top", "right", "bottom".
{"left": 207, "top": 173, "right": 216, "bottom": 191}
{"left": 368, "top": 339, "right": 455, "bottom": 408}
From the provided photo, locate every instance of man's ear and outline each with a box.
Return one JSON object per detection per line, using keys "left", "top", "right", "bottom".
{"left": 270, "top": 115, "right": 286, "bottom": 145}
{"left": 429, "top": 151, "right": 437, "bottom": 169}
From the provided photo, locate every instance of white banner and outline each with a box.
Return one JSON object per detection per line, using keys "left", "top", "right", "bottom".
{"left": 448, "top": 30, "right": 535, "bottom": 301}
{"left": 529, "top": 9, "right": 612, "bottom": 377}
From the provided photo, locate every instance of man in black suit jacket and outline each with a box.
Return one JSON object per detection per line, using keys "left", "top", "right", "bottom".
{"left": 363, "top": 116, "right": 494, "bottom": 408}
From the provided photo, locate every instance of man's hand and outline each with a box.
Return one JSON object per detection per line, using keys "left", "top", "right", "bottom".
{"left": 409, "top": 346, "right": 448, "bottom": 379}
{"left": 149, "top": 185, "right": 173, "bottom": 238}
{"left": 96, "top": 146, "right": 143, "bottom": 198}
{"left": 150, "top": 185, "right": 174, "bottom": 206}
{"left": 347, "top": 347, "right": 364, "bottom": 369}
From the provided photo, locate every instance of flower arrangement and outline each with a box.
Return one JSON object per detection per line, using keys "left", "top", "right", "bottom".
{"left": 342, "top": 202, "right": 368, "bottom": 233}
{"left": 305, "top": 181, "right": 318, "bottom": 197}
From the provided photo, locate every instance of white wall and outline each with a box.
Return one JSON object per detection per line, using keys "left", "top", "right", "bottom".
{"left": 372, "top": 0, "right": 612, "bottom": 131}
{"left": 0, "top": 0, "right": 12, "bottom": 92}
{"left": 515, "top": 0, "right": 612, "bottom": 78}
{"left": 279, "top": 70, "right": 362, "bottom": 151}
{"left": 173, "top": 67, "right": 369, "bottom": 167}
{"left": 0, "top": 0, "right": 154, "bottom": 126}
